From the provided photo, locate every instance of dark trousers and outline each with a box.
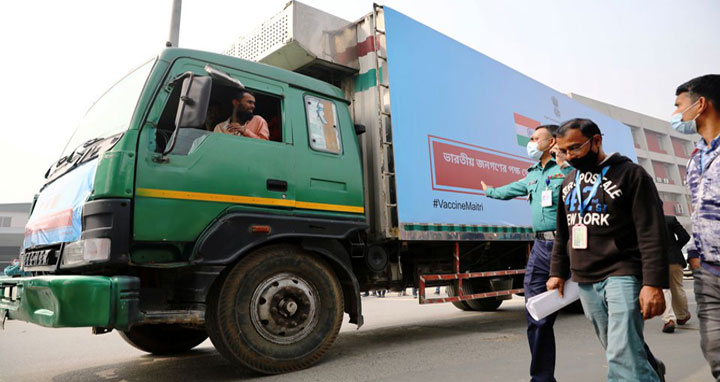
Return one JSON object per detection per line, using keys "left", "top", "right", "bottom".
{"left": 524, "top": 238, "right": 557, "bottom": 382}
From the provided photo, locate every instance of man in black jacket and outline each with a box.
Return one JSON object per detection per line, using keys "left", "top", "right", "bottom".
{"left": 660, "top": 215, "right": 692, "bottom": 333}
{"left": 546, "top": 118, "right": 668, "bottom": 382}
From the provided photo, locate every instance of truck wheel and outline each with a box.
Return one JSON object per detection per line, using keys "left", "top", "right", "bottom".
{"left": 206, "top": 245, "right": 344, "bottom": 374}
{"left": 461, "top": 280, "right": 503, "bottom": 311}
{"left": 119, "top": 324, "right": 208, "bottom": 355}
{"left": 445, "top": 284, "right": 473, "bottom": 311}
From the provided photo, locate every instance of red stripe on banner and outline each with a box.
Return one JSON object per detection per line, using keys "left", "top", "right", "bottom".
{"left": 357, "top": 36, "right": 375, "bottom": 57}
{"left": 430, "top": 138, "right": 534, "bottom": 195}
{"left": 513, "top": 113, "right": 541, "bottom": 129}
{"left": 25, "top": 209, "right": 73, "bottom": 235}
{"left": 429, "top": 134, "right": 530, "bottom": 161}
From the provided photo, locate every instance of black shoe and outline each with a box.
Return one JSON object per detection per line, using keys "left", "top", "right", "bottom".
{"left": 654, "top": 358, "right": 666, "bottom": 382}
{"left": 677, "top": 313, "right": 691, "bottom": 325}
{"left": 662, "top": 320, "right": 676, "bottom": 333}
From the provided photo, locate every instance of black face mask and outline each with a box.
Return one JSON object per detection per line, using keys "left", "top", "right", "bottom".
{"left": 568, "top": 144, "right": 599, "bottom": 172}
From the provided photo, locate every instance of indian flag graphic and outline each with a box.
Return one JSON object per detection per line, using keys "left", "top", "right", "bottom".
{"left": 513, "top": 113, "right": 540, "bottom": 146}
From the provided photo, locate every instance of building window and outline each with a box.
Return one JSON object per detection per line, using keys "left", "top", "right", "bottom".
{"left": 679, "top": 165, "right": 688, "bottom": 185}
{"left": 0, "top": 216, "right": 11, "bottom": 227}
{"left": 671, "top": 137, "right": 690, "bottom": 158}
{"left": 652, "top": 161, "right": 670, "bottom": 184}
{"left": 646, "top": 132, "right": 666, "bottom": 154}
{"left": 627, "top": 125, "right": 642, "bottom": 149}
{"left": 658, "top": 193, "right": 685, "bottom": 216}
{"left": 664, "top": 164, "right": 675, "bottom": 184}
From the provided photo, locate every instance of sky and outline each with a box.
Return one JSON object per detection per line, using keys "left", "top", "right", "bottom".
{"left": 0, "top": 0, "right": 718, "bottom": 203}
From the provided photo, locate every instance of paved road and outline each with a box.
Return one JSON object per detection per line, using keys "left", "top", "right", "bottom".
{"left": 0, "top": 280, "right": 711, "bottom": 382}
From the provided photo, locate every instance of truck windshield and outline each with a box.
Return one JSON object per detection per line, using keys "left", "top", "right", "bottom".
{"left": 60, "top": 59, "right": 155, "bottom": 157}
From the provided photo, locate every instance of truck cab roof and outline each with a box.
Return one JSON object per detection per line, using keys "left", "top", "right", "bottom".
{"left": 158, "top": 48, "right": 348, "bottom": 102}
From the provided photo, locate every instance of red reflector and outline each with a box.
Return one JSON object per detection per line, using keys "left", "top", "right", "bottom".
{"left": 251, "top": 225, "right": 271, "bottom": 234}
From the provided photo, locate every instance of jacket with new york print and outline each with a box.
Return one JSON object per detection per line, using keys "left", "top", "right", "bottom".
{"left": 550, "top": 153, "right": 669, "bottom": 287}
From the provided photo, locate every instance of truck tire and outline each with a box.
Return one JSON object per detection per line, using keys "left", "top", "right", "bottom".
{"left": 206, "top": 244, "right": 344, "bottom": 374}
{"left": 461, "top": 280, "right": 503, "bottom": 312}
{"left": 119, "top": 324, "right": 208, "bottom": 355}
{"left": 445, "top": 284, "right": 473, "bottom": 311}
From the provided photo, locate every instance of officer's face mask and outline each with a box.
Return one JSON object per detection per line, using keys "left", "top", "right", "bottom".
{"left": 526, "top": 138, "right": 552, "bottom": 161}
{"left": 526, "top": 141, "right": 543, "bottom": 160}
{"left": 671, "top": 99, "right": 700, "bottom": 135}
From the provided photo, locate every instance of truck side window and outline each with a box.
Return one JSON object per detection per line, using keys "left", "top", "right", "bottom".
{"left": 154, "top": 82, "right": 284, "bottom": 154}
{"left": 304, "top": 95, "right": 341, "bottom": 154}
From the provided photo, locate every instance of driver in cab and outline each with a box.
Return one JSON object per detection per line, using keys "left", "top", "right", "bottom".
{"left": 214, "top": 90, "right": 269, "bottom": 140}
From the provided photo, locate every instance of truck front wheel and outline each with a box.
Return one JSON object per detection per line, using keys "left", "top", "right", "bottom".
{"left": 119, "top": 324, "right": 208, "bottom": 355}
{"left": 206, "top": 245, "right": 344, "bottom": 374}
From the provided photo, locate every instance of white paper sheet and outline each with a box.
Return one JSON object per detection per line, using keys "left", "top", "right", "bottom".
{"left": 526, "top": 280, "right": 580, "bottom": 321}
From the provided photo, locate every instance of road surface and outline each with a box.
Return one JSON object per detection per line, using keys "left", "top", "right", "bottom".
{"left": 0, "top": 280, "right": 711, "bottom": 382}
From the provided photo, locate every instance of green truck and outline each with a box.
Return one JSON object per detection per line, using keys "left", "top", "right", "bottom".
{"left": 1, "top": 2, "right": 636, "bottom": 374}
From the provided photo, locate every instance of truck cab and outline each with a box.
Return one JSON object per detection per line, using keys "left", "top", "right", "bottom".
{"left": 2, "top": 48, "right": 368, "bottom": 373}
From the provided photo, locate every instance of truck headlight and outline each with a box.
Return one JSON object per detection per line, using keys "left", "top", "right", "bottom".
{"left": 60, "top": 238, "right": 111, "bottom": 268}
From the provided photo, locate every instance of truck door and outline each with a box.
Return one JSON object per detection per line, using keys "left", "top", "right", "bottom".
{"left": 133, "top": 59, "right": 295, "bottom": 243}
{"left": 291, "top": 93, "right": 364, "bottom": 217}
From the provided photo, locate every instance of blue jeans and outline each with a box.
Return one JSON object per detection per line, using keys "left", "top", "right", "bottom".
{"left": 693, "top": 266, "right": 720, "bottom": 380}
{"left": 578, "top": 276, "right": 659, "bottom": 382}
{"left": 524, "top": 238, "right": 557, "bottom": 382}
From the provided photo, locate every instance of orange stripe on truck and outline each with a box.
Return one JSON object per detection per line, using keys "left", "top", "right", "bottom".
{"left": 136, "top": 188, "right": 364, "bottom": 214}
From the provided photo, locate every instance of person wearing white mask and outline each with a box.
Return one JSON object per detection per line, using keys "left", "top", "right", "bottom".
{"left": 481, "top": 124, "right": 571, "bottom": 382}
{"left": 672, "top": 74, "right": 720, "bottom": 381}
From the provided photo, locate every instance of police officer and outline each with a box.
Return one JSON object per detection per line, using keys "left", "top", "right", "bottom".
{"left": 481, "top": 124, "right": 570, "bottom": 382}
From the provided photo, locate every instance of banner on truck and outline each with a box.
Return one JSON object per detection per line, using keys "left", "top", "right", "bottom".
{"left": 24, "top": 159, "right": 98, "bottom": 249}
{"left": 383, "top": 7, "right": 637, "bottom": 228}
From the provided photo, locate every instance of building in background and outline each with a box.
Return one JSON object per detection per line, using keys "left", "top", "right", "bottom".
{"left": 570, "top": 94, "right": 697, "bottom": 233}
{"left": 0, "top": 203, "right": 31, "bottom": 269}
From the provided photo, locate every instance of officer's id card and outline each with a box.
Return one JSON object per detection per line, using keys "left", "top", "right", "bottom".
{"left": 572, "top": 224, "right": 588, "bottom": 249}
{"left": 541, "top": 189, "right": 553, "bottom": 207}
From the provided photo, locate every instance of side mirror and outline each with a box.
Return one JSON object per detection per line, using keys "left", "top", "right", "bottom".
{"left": 163, "top": 74, "right": 212, "bottom": 155}
{"left": 354, "top": 124, "right": 366, "bottom": 135}
{"left": 175, "top": 75, "right": 212, "bottom": 129}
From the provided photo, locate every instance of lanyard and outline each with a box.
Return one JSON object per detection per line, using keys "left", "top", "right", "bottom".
{"left": 574, "top": 166, "right": 610, "bottom": 218}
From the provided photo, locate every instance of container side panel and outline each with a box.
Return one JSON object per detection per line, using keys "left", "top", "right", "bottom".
{"left": 383, "top": 7, "right": 636, "bottom": 230}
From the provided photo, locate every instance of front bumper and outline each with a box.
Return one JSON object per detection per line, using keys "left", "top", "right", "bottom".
{"left": 0, "top": 275, "right": 140, "bottom": 331}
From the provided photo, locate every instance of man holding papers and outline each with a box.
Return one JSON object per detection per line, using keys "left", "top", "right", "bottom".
{"left": 547, "top": 118, "right": 669, "bottom": 382}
